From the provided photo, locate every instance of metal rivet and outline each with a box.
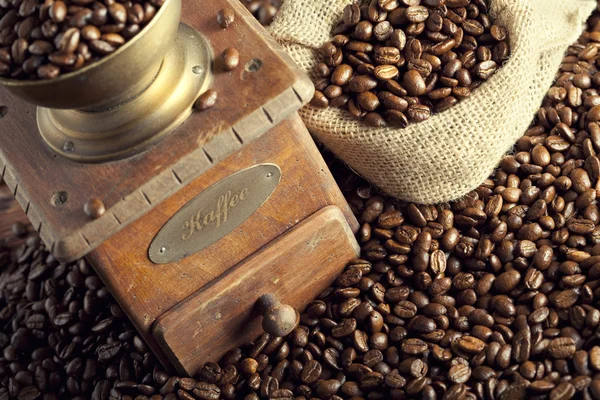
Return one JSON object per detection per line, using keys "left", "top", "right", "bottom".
{"left": 84, "top": 197, "right": 106, "bottom": 219}
{"left": 63, "top": 141, "right": 74, "bottom": 153}
{"left": 192, "top": 65, "right": 204, "bottom": 74}
{"left": 159, "top": 247, "right": 166, "bottom": 254}
{"left": 266, "top": 172, "right": 273, "bottom": 178}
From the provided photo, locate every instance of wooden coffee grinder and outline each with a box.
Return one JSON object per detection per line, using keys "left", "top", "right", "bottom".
{"left": 0, "top": 0, "right": 359, "bottom": 375}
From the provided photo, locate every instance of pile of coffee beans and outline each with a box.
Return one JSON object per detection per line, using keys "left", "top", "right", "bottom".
{"left": 3, "top": 6, "right": 600, "bottom": 400}
{"left": 310, "top": 0, "right": 511, "bottom": 127}
{"left": 0, "top": 0, "right": 164, "bottom": 80}
{"left": 240, "top": 0, "right": 281, "bottom": 26}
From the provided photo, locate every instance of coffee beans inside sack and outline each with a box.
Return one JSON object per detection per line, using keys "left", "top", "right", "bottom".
{"left": 0, "top": 0, "right": 164, "bottom": 80}
{"left": 268, "top": 0, "right": 597, "bottom": 204}
{"left": 311, "top": 0, "right": 511, "bottom": 127}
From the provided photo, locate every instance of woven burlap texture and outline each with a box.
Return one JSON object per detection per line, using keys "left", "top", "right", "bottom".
{"left": 268, "top": 0, "right": 596, "bottom": 204}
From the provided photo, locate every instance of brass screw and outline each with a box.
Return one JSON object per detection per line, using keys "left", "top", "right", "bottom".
{"left": 84, "top": 197, "right": 106, "bottom": 219}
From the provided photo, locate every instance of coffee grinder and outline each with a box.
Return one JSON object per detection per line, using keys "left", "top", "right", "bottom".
{"left": 0, "top": 0, "right": 359, "bottom": 375}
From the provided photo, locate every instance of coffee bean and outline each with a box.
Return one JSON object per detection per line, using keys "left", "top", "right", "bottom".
{"left": 101, "top": 33, "right": 125, "bottom": 47}
{"left": 311, "top": 91, "right": 329, "bottom": 108}
{"left": 332, "top": 318, "right": 357, "bottom": 337}
{"left": 548, "top": 338, "right": 576, "bottom": 359}
{"left": 80, "top": 25, "right": 101, "bottom": 41}
{"left": 337, "top": 268, "right": 362, "bottom": 288}
{"left": 221, "top": 47, "right": 239, "bottom": 71}
{"left": 553, "top": 289, "right": 579, "bottom": 309}
{"left": 330, "top": 64, "right": 352, "bottom": 86}
{"left": 550, "top": 382, "right": 575, "bottom": 400}
{"left": 88, "top": 39, "right": 114, "bottom": 55}
{"left": 193, "top": 383, "right": 220, "bottom": 400}
{"left": 107, "top": 3, "right": 127, "bottom": 24}
{"left": 590, "top": 346, "right": 600, "bottom": 371}
{"left": 17, "top": 386, "right": 40, "bottom": 400}
{"left": 494, "top": 270, "right": 521, "bottom": 293}
{"left": 300, "top": 359, "right": 322, "bottom": 384}
{"left": 403, "top": 70, "right": 427, "bottom": 96}
{"left": 356, "top": 91, "right": 379, "bottom": 111}
{"left": 448, "top": 364, "right": 471, "bottom": 384}
{"left": 49, "top": 1, "right": 67, "bottom": 23}
{"left": 241, "top": 0, "right": 280, "bottom": 25}
{"left": 194, "top": 89, "right": 218, "bottom": 111}
{"left": 37, "top": 63, "right": 59, "bottom": 79}
{"left": 365, "top": 112, "right": 386, "bottom": 127}
{"left": 217, "top": 7, "right": 234, "bottom": 29}
{"left": 454, "top": 335, "right": 485, "bottom": 354}
{"left": 374, "top": 64, "right": 398, "bottom": 80}
{"left": 401, "top": 338, "right": 428, "bottom": 355}
{"left": 348, "top": 75, "right": 378, "bottom": 92}
{"left": 407, "top": 315, "right": 436, "bottom": 333}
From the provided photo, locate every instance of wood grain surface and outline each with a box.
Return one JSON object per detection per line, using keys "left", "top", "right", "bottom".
{"left": 0, "top": 0, "right": 313, "bottom": 262}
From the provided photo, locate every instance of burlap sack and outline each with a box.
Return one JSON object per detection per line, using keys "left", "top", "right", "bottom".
{"left": 268, "top": 0, "right": 597, "bottom": 204}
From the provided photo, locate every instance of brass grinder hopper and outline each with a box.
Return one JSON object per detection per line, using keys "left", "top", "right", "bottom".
{"left": 0, "top": 0, "right": 213, "bottom": 162}
{"left": 0, "top": 0, "right": 360, "bottom": 375}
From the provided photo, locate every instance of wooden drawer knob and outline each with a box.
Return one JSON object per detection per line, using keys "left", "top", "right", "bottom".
{"left": 258, "top": 293, "right": 299, "bottom": 337}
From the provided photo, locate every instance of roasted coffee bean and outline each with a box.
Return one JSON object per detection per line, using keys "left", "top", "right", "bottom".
{"left": 364, "top": 112, "right": 386, "bottom": 127}
{"left": 194, "top": 89, "right": 218, "bottom": 111}
{"left": 311, "top": 91, "right": 329, "bottom": 108}
{"left": 494, "top": 270, "right": 521, "bottom": 293}
{"left": 548, "top": 337, "right": 576, "bottom": 359}
{"left": 454, "top": 335, "right": 486, "bottom": 354}
{"left": 81, "top": 25, "right": 101, "bottom": 41}
{"left": 101, "top": 33, "right": 125, "bottom": 47}
{"left": 348, "top": 75, "right": 378, "bottom": 92}
{"left": 49, "top": 1, "right": 67, "bottom": 23}
{"left": 357, "top": 91, "right": 380, "bottom": 111}
{"left": 402, "top": 338, "right": 428, "bottom": 355}
{"left": 374, "top": 64, "right": 398, "bottom": 80}
{"left": 37, "top": 63, "right": 59, "bottom": 79}
{"left": 332, "top": 318, "right": 357, "bottom": 337}
{"left": 404, "top": 70, "right": 427, "bottom": 96}
{"left": 221, "top": 47, "right": 239, "bottom": 71}
{"left": 217, "top": 7, "right": 234, "bottom": 29}
{"left": 448, "top": 364, "right": 471, "bottom": 384}
{"left": 300, "top": 359, "right": 322, "bottom": 384}
{"left": 88, "top": 39, "right": 115, "bottom": 55}
{"left": 407, "top": 315, "right": 436, "bottom": 333}
{"left": 193, "top": 382, "right": 220, "bottom": 400}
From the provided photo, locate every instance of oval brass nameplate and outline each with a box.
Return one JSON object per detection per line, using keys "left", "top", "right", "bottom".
{"left": 149, "top": 164, "right": 281, "bottom": 264}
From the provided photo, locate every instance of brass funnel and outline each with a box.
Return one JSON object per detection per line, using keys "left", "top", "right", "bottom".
{"left": 0, "top": 0, "right": 213, "bottom": 162}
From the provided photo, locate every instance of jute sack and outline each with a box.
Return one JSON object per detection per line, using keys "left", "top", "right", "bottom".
{"left": 268, "top": 0, "right": 597, "bottom": 204}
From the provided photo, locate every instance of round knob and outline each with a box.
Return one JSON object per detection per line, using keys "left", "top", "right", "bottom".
{"left": 258, "top": 294, "right": 299, "bottom": 337}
